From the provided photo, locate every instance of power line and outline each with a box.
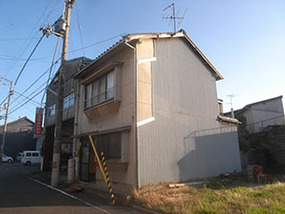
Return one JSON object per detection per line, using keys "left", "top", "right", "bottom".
{"left": 10, "top": 83, "right": 46, "bottom": 113}
{"left": 75, "top": 4, "right": 85, "bottom": 56}
{"left": 41, "top": 37, "right": 61, "bottom": 106}
{"left": 15, "top": 34, "right": 45, "bottom": 85}
{"left": 10, "top": 57, "right": 61, "bottom": 107}
{"left": 0, "top": 38, "right": 38, "bottom": 41}
{"left": 13, "top": 91, "right": 41, "bottom": 105}
{"left": 9, "top": 87, "right": 46, "bottom": 115}
{"left": 69, "top": 33, "right": 125, "bottom": 54}
{"left": 0, "top": 97, "right": 8, "bottom": 107}
{"left": 0, "top": 53, "right": 52, "bottom": 61}
{"left": 2, "top": 0, "right": 60, "bottom": 77}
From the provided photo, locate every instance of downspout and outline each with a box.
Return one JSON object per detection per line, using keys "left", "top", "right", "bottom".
{"left": 73, "top": 79, "right": 81, "bottom": 182}
{"left": 125, "top": 41, "right": 140, "bottom": 188}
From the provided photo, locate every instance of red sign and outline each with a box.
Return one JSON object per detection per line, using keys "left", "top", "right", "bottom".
{"left": 34, "top": 107, "right": 43, "bottom": 138}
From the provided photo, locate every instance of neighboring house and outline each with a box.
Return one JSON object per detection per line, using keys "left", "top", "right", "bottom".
{"left": 225, "top": 96, "right": 284, "bottom": 134}
{"left": 0, "top": 117, "right": 36, "bottom": 158}
{"left": 72, "top": 30, "right": 241, "bottom": 188}
{"left": 43, "top": 57, "right": 91, "bottom": 170}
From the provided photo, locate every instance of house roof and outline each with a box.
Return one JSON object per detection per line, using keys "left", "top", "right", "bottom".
{"left": 225, "top": 95, "right": 283, "bottom": 116}
{"left": 0, "top": 116, "right": 34, "bottom": 129}
{"left": 50, "top": 56, "right": 92, "bottom": 82}
{"left": 217, "top": 115, "right": 242, "bottom": 125}
{"left": 74, "top": 29, "right": 223, "bottom": 81}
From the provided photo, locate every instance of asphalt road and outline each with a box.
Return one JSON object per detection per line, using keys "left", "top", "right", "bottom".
{"left": 0, "top": 162, "right": 151, "bottom": 214}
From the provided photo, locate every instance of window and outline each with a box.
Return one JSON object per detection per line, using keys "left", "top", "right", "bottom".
{"left": 63, "top": 93, "right": 74, "bottom": 109}
{"left": 48, "top": 104, "right": 56, "bottom": 116}
{"left": 85, "top": 70, "right": 115, "bottom": 108}
{"left": 26, "top": 153, "right": 31, "bottom": 157}
{"left": 32, "top": 153, "right": 39, "bottom": 157}
{"left": 96, "top": 132, "right": 121, "bottom": 160}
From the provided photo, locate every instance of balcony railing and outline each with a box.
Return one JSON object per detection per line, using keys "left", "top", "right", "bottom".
{"left": 85, "top": 87, "right": 114, "bottom": 109}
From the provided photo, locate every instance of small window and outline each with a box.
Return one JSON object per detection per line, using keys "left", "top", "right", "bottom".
{"left": 48, "top": 104, "right": 56, "bottom": 116}
{"left": 32, "top": 153, "right": 39, "bottom": 157}
{"left": 96, "top": 132, "right": 121, "bottom": 160}
{"left": 26, "top": 153, "right": 31, "bottom": 157}
{"left": 63, "top": 93, "right": 74, "bottom": 109}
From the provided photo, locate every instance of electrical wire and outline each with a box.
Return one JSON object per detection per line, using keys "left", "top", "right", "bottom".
{"left": 75, "top": 4, "right": 85, "bottom": 56}
{"left": 0, "top": 53, "right": 52, "bottom": 61}
{"left": 13, "top": 91, "right": 41, "bottom": 105}
{"left": 0, "top": 38, "right": 37, "bottom": 41}
{"left": 10, "top": 57, "right": 61, "bottom": 107}
{"left": 0, "top": 97, "right": 8, "bottom": 107}
{"left": 2, "top": 0, "right": 60, "bottom": 78}
{"left": 14, "top": 34, "right": 45, "bottom": 85}
{"left": 68, "top": 33, "right": 126, "bottom": 54}
{"left": 8, "top": 58, "right": 60, "bottom": 117}
{"left": 9, "top": 87, "right": 46, "bottom": 115}
{"left": 10, "top": 82, "right": 47, "bottom": 113}
{"left": 7, "top": 33, "right": 125, "bottom": 113}
{"left": 41, "top": 37, "right": 61, "bottom": 106}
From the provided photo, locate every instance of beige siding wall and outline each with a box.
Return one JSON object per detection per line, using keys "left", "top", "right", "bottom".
{"left": 76, "top": 48, "right": 137, "bottom": 185}
{"left": 137, "top": 39, "right": 154, "bottom": 122}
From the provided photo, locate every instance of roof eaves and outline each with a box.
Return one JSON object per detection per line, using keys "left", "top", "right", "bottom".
{"left": 226, "top": 95, "right": 284, "bottom": 116}
{"left": 182, "top": 33, "right": 223, "bottom": 81}
{"left": 218, "top": 115, "right": 241, "bottom": 125}
{"left": 74, "top": 38, "right": 126, "bottom": 79}
{"left": 244, "top": 95, "right": 283, "bottom": 109}
{"left": 75, "top": 30, "right": 224, "bottom": 81}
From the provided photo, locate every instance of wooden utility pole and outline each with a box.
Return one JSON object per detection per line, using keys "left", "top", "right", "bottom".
{"left": 51, "top": 0, "right": 75, "bottom": 187}
{"left": 0, "top": 80, "right": 13, "bottom": 165}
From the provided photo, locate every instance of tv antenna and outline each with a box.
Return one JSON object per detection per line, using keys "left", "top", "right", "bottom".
{"left": 163, "top": 3, "right": 187, "bottom": 32}
{"left": 227, "top": 94, "right": 237, "bottom": 118}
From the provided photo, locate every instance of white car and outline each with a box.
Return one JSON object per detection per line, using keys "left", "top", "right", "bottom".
{"left": 2, "top": 154, "right": 13, "bottom": 163}
{"left": 21, "top": 151, "right": 41, "bottom": 165}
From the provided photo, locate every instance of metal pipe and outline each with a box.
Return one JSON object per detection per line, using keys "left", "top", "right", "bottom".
{"left": 124, "top": 41, "right": 140, "bottom": 188}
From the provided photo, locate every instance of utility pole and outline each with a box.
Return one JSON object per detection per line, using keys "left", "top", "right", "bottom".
{"left": 51, "top": 0, "right": 75, "bottom": 187}
{"left": 0, "top": 79, "right": 13, "bottom": 165}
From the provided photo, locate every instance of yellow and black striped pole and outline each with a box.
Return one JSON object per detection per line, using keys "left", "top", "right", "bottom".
{"left": 88, "top": 135, "right": 115, "bottom": 206}
{"left": 100, "top": 151, "right": 115, "bottom": 206}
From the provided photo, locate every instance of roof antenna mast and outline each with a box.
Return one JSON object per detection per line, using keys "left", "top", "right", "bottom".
{"left": 163, "top": 3, "right": 184, "bottom": 32}
{"left": 227, "top": 94, "right": 237, "bottom": 118}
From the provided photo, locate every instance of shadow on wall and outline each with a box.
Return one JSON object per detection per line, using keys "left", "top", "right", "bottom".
{"left": 178, "top": 126, "right": 242, "bottom": 181}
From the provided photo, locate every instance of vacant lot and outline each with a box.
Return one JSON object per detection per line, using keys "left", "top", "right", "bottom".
{"left": 132, "top": 176, "right": 285, "bottom": 214}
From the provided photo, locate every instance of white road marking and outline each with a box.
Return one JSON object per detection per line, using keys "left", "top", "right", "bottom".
{"left": 29, "top": 178, "right": 112, "bottom": 214}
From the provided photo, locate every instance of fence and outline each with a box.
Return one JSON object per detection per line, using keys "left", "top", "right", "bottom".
{"left": 246, "top": 115, "right": 285, "bottom": 134}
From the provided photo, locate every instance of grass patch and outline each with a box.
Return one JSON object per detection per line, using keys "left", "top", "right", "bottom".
{"left": 132, "top": 180, "right": 285, "bottom": 214}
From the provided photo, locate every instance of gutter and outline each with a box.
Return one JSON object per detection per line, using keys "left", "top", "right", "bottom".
{"left": 124, "top": 41, "right": 140, "bottom": 188}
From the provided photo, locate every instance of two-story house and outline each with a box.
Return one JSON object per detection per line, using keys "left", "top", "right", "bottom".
{"left": 43, "top": 57, "right": 91, "bottom": 170}
{"left": 72, "top": 30, "right": 241, "bottom": 189}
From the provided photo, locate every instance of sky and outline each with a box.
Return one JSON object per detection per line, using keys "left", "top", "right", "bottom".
{"left": 0, "top": 0, "right": 284, "bottom": 125}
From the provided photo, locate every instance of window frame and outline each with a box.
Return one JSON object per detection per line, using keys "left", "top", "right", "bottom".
{"left": 48, "top": 104, "right": 56, "bottom": 117}
{"left": 84, "top": 70, "right": 115, "bottom": 109}
{"left": 63, "top": 92, "right": 74, "bottom": 110}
